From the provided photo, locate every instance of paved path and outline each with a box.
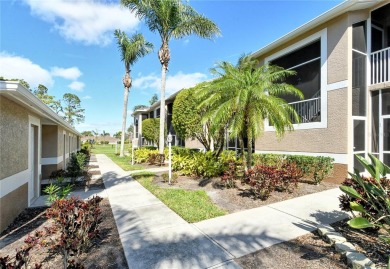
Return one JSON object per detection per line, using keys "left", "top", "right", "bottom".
{"left": 97, "top": 154, "right": 348, "bottom": 269}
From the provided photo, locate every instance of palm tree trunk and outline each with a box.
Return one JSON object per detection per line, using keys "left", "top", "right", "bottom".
{"left": 247, "top": 132, "right": 253, "bottom": 170}
{"left": 239, "top": 135, "right": 247, "bottom": 171}
{"left": 159, "top": 64, "right": 167, "bottom": 154}
{"left": 120, "top": 72, "right": 131, "bottom": 157}
{"left": 120, "top": 87, "right": 129, "bottom": 157}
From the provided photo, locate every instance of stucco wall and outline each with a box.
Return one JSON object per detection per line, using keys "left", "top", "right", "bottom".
{"left": 255, "top": 88, "right": 348, "bottom": 154}
{"left": 0, "top": 183, "right": 28, "bottom": 231}
{"left": 42, "top": 125, "right": 58, "bottom": 158}
{"left": 327, "top": 14, "right": 349, "bottom": 84}
{"left": 185, "top": 138, "right": 204, "bottom": 149}
{"left": 0, "top": 97, "right": 29, "bottom": 180}
{"left": 42, "top": 164, "right": 61, "bottom": 179}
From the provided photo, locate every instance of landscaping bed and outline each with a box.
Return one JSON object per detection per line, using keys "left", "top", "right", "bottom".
{"left": 0, "top": 199, "right": 128, "bottom": 269}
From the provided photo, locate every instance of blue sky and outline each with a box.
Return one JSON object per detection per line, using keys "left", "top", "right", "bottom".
{"left": 1, "top": 0, "right": 343, "bottom": 135}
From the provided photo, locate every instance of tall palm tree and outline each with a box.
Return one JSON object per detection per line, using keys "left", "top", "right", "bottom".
{"left": 199, "top": 55, "right": 304, "bottom": 170}
{"left": 121, "top": 0, "right": 220, "bottom": 154}
{"left": 114, "top": 30, "right": 153, "bottom": 157}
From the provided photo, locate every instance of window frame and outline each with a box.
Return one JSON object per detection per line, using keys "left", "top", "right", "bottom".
{"left": 264, "top": 28, "right": 328, "bottom": 130}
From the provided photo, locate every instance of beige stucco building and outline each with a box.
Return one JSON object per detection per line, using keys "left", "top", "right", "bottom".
{"left": 0, "top": 81, "right": 81, "bottom": 232}
{"left": 133, "top": 0, "right": 390, "bottom": 178}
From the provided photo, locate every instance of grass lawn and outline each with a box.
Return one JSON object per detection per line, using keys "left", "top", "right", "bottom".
{"left": 132, "top": 172, "right": 227, "bottom": 223}
{"left": 91, "top": 144, "right": 144, "bottom": 171}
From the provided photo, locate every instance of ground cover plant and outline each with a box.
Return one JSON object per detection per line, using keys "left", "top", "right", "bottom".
{"left": 131, "top": 172, "right": 226, "bottom": 222}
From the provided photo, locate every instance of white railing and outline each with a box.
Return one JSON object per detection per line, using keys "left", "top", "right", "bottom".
{"left": 371, "top": 47, "right": 390, "bottom": 85}
{"left": 289, "top": 92, "right": 321, "bottom": 123}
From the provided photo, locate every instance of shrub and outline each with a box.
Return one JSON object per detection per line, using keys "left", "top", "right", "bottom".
{"left": 134, "top": 147, "right": 158, "bottom": 163}
{"left": 244, "top": 163, "right": 301, "bottom": 200}
{"left": 245, "top": 165, "right": 278, "bottom": 200}
{"left": 148, "top": 153, "right": 157, "bottom": 165}
{"left": 253, "top": 153, "right": 334, "bottom": 184}
{"left": 46, "top": 196, "right": 102, "bottom": 268}
{"left": 220, "top": 160, "right": 243, "bottom": 188}
{"left": 66, "top": 152, "right": 87, "bottom": 180}
{"left": 49, "top": 169, "right": 67, "bottom": 180}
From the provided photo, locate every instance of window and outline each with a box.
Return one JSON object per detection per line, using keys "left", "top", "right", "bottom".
{"left": 271, "top": 40, "right": 321, "bottom": 123}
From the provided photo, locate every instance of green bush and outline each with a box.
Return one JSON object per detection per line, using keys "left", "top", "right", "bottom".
{"left": 253, "top": 153, "right": 334, "bottom": 184}
{"left": 66, "top": 152, "right": 87, "bottom": 179}
{"left": 134, "top": 147, "right": 158, "bottom": 163}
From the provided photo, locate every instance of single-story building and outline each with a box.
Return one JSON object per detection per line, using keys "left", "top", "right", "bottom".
{"left": 0, "top": 81, "right": 81, "bottom": 232}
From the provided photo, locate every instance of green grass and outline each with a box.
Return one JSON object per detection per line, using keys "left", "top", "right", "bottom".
{"left": 132, "top": 173, "right": 227, "bottom": 223}
{"left": 91, "top": 144, "right": 144, "bottom": 171}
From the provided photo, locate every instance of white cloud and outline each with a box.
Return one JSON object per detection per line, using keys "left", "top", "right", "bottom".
{"left": 82, "top": 95, "right": 92, "bottom": 100}
{"left": 0, "top": 52, "right": 54, "bottom": 88}
{"left": 183, "top": 39, "right": 190, "bottom": 45}
{"left": 51, "top": 66, "right": 82, "bottom": 80}
{"left": 23, "top": 0, "right": 139, "bottom": 46}
{"left": 133, "top": 71, "right": 208, "bottom": 95}
{"left": 68, "top": 81, "right": 85, "bottom": 91}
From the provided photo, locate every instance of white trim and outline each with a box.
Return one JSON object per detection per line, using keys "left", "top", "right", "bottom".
{"left": 255, "top": 150, "right": 348, "bottom": 164}
{"left": 41, "top": 156, "right": 63, "bottom": 165}
{"left": 327, "top": 80, "right": 348, "bottom": 91}
{"left": 265, "top": 28, "right": 328, "bottom": 131}
{"left": 28, "top": 115, "right": 41, "bottom": 206}
{"left": 0, "top": 169, "right": 29, "bottom": 198}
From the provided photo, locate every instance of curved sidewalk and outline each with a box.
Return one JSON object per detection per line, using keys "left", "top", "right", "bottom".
{"left": 97, "top": 154, "right": 348, "bottom": 269}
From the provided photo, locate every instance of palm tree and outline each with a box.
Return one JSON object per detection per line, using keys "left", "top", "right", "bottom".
{"left": 114, "top": 30, "right": 153, "bottom": 157}
{"left": 199, "top": 55, "right": 304, "bottom": 170}
{"left": 121, "top": 0, "right": 220, "bottom": 154}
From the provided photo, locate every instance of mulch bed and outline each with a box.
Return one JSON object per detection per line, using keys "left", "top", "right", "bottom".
{"left": 0, "top": 199, "right": 128, "bottom": 269}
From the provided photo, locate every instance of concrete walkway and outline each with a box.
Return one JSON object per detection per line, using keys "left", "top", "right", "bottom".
{"left": 97, "top": 154, "right": 348, "bottom": 269}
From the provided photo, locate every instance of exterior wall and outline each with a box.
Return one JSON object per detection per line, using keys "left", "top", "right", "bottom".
{"left": 327, "top": 14, "right": 349, "bottom": 84}
{"left": 42, "top": 164, "right": 61, "bottom": 179}
{"left": 255, "top": 88, "right": 348, "bottom": 158}
{"left": 0, "top": 97, "right": 29, "bottom": 180}
{"left": 185, "top": 138, "right": 204, "bottom": 149}
{"left": 0, "top": 183, "right": 28, "bottom": 232}
{"left": 42, "top": 125, "right": 58, "bottom": 158}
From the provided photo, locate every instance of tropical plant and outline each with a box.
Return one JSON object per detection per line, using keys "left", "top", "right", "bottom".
{"left": 114, "top": 29, "right": 153, "bottom": 158}
{"left": 199, "top": 56, "right": 303, "bottom": 170}
{"left": 43, "top": 176, "right": 73, "bottom": 204}
{"left": 122, "top": 0, "right": 221, "bottom": 155}
{"left": 340, "top": 154, "right": 390, "bottom": 234}
{"left": 172, "top": 84, "right": 225, "bottom": 156}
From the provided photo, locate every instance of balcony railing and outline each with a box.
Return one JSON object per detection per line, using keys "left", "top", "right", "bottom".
{"left": 289, "top": 92, "right": 321, "bottom": 123}
{"left": 371, "top": 47, "right": 390, "bottom": 85}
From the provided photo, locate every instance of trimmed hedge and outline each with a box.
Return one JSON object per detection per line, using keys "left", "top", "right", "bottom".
{"left": 253, "top": 153, "right": 334, "bottom": 184}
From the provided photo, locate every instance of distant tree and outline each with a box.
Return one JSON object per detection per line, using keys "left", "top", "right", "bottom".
{"left": 101, "top": 130, "right": 110, "bottom": 137}
{"left": 115, "top": 29, "right": 153, "bottom": 158}
{"left": 81, "top": 131, "right": 94, "bottom": 136}
{"left": 133, "top": 104, "right": 148, "bottom": 111}
{"left": 62, "top": 93, "right": 85, "bottom": 126}
{"left": 1, "top": 77, "right": 31, "bottom": 90}
{"left": 122, "top": 0, "right": 221, "bottom": 155}
{"left": 33, "top": 84, "right": 63, "bottom": 113}
{"left": 127, "top": 124, "right": 134, "bottom": 134}
{"left": 113, "top": 131, "right": 122, "bottom": 139}
{"left": 142, "top": 118, "right": 160, "bottom": 147}
{"left": 149, "top": 93, "right": 158, "bottom": 105}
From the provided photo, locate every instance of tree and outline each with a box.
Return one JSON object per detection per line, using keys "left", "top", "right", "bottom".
{"left": 133, "top": 104, "right": 148, "bottom": 111}
{"left": 81, "top": 131, "right": 94, "bottom": 137}
{"left": 113, "top": 131, "right": 122, "bottom": 139}
{"left": 172, "top": 84, "right": 225, "bottom": 155}
{"left": 122, "top": 0, "right": 221, "bottom": 155}
{"left": 199, "top": 56, "right": 303, "bottom": 170}
{"left": 62, "top": 93, "right": 85, "bottom": 126}
{"left": 149, "top": 93, "right": 158, "bottom": 105}
{"left": 142, "top": 118, "right": 160, "bottom": 147}
{"left": 114, "top": 29, "right": 153, "bottom": 157}
{"left": 33, "top": 84, "right": 63, "bottom": 113}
